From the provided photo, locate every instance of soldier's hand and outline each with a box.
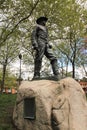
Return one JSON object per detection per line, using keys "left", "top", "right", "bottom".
{"left": 32, "top": 43, "right": 38, "bottom": 50}
{"left": 34, "top": 46, "right": 38, "bottom": 51}
{"left": 49, "top": 44, "right": 52, "bottom": 49}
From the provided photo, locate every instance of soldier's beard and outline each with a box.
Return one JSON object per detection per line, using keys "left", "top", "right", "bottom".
{"left": 36, "top": 24, "right": 46, "bottom": 32}
{"left": 39, "top": 21, "right": 46, "bottom": 26}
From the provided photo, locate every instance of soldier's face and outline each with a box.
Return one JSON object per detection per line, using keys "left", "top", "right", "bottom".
{"left": 40, "top": 20, "right": 46, "bottom": 26}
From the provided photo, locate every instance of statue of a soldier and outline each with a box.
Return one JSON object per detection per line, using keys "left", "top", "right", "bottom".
{"left": 31, "top": 16, "right": 59, "bottom": 80}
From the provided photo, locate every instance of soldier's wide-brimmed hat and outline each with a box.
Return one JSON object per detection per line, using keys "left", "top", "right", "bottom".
{"left": 36, "top": 16, "right": 48, "bottom": 24}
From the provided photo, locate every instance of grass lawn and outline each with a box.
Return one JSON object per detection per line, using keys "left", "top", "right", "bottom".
{"left": 0, "top": 94, "right": 17, "bottom": 130}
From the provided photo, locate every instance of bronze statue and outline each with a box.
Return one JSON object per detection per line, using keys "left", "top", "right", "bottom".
{"left": 31, "top": 16, "right": 59, "bottom": 80}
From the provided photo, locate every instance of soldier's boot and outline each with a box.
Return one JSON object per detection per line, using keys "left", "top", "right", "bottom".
{"left": 33, "top": 60, "right": 42, "bottom": 80}
{"left": 51, "top": 59, "right": 59, "bottom": 80}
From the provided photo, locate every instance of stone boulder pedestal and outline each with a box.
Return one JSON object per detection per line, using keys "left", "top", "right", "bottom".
{"left": 13, "top": 78, "right": 87, "bottom": 130}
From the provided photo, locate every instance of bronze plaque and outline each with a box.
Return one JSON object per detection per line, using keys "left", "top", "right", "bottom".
{"left": 24, "top": 98, "right": 36, "bottom": 120}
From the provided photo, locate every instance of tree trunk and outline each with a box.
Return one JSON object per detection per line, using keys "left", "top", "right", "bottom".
{"left": 72, "top": 61, "right": 75, "bottom": 78}
{"left": 82, "top": 64, "right": 87, "bottom": 76}
{"left": 61, "top": 61, "right": 64, "bottom": 78}
{"left": 65, "top": 60, "right": 69, "bottom": 77}
{"left": 1, "top": 64, "right": 7, "bottom": 92}
{"left": 72, "top": 40, "right": 77, "bottom": 79}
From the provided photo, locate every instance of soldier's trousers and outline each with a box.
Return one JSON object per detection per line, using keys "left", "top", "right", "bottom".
{"left": 34, "top": 43, "right": 59, "bottom": 77}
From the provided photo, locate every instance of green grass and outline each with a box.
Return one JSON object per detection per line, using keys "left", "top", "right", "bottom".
{"left": 0, "top": 94, "right": 17, "bottom": 130}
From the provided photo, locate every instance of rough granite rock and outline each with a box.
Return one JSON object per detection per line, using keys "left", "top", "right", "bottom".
{"left": 13, "top": 77, "right": 87, "bottom": 130}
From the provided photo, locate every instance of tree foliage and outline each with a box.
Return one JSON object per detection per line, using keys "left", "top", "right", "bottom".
{"left": 0, "top": 68, "right": 18, "bottom": 89}
{"left": 0, "top": 0, "right": 87, "bottom": 85}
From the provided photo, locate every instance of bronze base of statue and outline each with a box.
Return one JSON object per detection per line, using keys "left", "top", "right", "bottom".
{"left": 32, "top": 75, "right": 60, "bottom": 81}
